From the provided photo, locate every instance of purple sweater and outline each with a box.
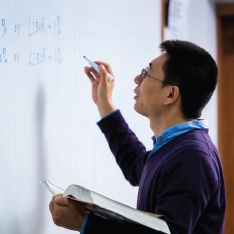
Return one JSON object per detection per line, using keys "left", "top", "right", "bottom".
{"left": 96, "top": 110, "right": 226, "bottom": 234}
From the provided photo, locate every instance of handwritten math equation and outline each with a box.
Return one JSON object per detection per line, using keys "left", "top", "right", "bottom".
{"left": 0, "top": 16, "right": 62, "bottom": 65}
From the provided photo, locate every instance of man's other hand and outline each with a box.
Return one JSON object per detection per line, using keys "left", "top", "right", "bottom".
{"left": 49, "top": 194, "right": 86, "bottom": 231}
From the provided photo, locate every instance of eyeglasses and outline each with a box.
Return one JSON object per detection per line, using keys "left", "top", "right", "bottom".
{"left": 141, "top": 67, "right": 165, "bottom": 83}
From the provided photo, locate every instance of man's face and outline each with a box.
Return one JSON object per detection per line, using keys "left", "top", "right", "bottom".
{"left": 133, "top": 53, "right": 169, "bottom": 118}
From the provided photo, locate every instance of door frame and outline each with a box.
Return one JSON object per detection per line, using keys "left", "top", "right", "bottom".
{"left": 216, "top": 3, "right": 234, "bottom": 234}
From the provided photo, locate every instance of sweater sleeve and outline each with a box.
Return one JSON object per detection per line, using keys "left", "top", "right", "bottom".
{"left": 97, "top": 110, "right": 151, "bottom": 186}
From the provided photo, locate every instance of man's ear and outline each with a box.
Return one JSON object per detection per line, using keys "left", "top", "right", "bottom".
{"left": 164, "top": 86, "right": 180, "bottom": 105}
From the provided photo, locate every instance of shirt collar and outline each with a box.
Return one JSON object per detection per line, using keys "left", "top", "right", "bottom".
{"left": 151, "top": 119, "right": 208, "bottom": 146}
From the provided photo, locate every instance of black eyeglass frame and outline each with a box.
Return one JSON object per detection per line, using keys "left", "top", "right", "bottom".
{"left": 141, "top": 67, "right": 171, "bottom": 85}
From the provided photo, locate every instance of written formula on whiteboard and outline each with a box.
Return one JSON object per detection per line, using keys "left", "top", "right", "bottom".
{"left": 0, "top": 47, "right": 62, "bottom": 65}
{"left": 0, "top": 48, "right": 7, "bottom": 64}
{"left": 1, "top": 18, "right": 7, "bottom": 37}
{"left": 1, "top": 16, "right": 61, "bottom": 37}
{"left": 0, "top": 15, "right": 62, "bottom": 65}
{"left": 29, "top": 48, "right": 62, "bottom": 66}
{"left": 28, "top": 16, "right": 61, "bottom": 37}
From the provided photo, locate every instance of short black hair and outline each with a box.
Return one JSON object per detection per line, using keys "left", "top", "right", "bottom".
{"left": 160, "top": 40, "right": 218, "bottom": 119}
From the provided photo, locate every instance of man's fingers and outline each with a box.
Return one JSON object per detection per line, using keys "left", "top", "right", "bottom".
{"left": 53, "top": 195, "right": 69, "bottom": 206}
{"left": 95, "top": 61, "right": 114, "bottom": 76}
{"left": 49, "top": 200, "right": 54, "bottom": 213}
{"left": 90, "top": 67, "right": 100, "bottom": 78}
{"left": 84, "top": 67, "right": 96, "bottom": 83}
{"left": 99, "top": 65, "right": 109, "bottom": 85}
{"left": 85, "top": 66, "right": 100, "bottom": 77}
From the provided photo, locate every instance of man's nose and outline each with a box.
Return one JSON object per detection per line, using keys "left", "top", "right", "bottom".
{"left": 134, "top": 74, "right": 142, "bottom": 85}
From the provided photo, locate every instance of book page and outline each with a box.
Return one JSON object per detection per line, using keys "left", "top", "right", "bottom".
{"left": 40, "top": 180, "right": 64, "bottom": 196}
{"left": 64, "top": 183, "right": 170, "bottom": 234}
{"left": 42, "top": 181, "right": 170, "bottom": 234}
{"left": 64, "top": 184, "right": 93, "bottom": 203}
{"left": 90, "top": 191, "right": 170, "bottom": 234}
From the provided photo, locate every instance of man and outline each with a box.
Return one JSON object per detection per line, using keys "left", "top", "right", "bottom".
{"left": 49, "top": 40, "right": 226, "bottom": 233}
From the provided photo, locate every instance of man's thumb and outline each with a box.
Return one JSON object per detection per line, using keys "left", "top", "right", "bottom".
{"left": 54, "top": 196, "right": 68, "bottom": 206}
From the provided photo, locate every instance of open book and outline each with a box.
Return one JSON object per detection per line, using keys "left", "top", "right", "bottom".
{"left": 40, "top": 179, "right": 170, "bottom": 234}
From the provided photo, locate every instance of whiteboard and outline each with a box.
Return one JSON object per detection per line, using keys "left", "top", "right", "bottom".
{"left": 0, "top": 0, "right": 161, "bottom": 233}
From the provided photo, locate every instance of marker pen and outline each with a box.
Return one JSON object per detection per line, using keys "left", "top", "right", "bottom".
{"left": 84, "top": 56, "right": 114, "bottom": 82}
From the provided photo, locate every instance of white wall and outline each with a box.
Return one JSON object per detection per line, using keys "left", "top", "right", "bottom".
{"left": 187, "top": 0, "right": 218, "bottom": 145}
{"left": 0, "top": 1, "right": 161, "bottom": 233}
{"left": 165, "top": 0, "right": 218, "bottom": 145}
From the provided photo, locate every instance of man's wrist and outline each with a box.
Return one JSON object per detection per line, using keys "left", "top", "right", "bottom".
{"left": 97, "top": 102, "right": 116, "bottom": 118}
